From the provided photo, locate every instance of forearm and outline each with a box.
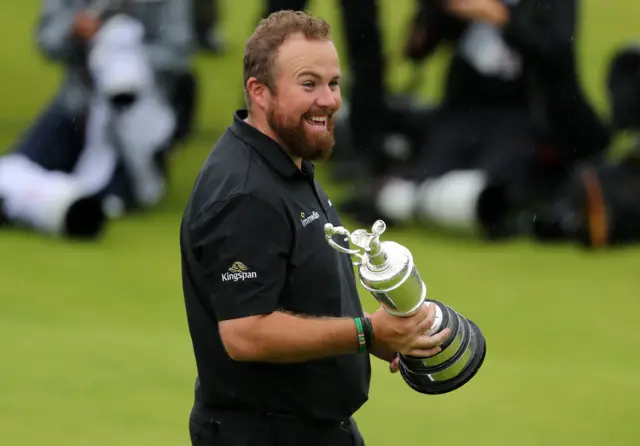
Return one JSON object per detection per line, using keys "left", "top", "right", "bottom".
{"left": 222, "top": 311, "right": 360, "bottom": 363}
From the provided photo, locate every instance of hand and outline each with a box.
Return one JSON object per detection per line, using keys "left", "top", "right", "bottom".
{"left": 444, "top": 0, "right": 510, "bottom": 27}
{"left": 73, "top": 11, "right": 101, "bottom": 40}
{"left": 389, "top": 353, "right": 400, "bottom": 374}
{"left": 369, "top": 302, "right": 450, "bottom": 359}
{"left": 403, "top": 14, "right": 429, "bottom": 62}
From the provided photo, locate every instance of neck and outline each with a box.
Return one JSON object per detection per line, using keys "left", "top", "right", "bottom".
{"left": 245, "top": 112, "right": 302, "bottom": 169}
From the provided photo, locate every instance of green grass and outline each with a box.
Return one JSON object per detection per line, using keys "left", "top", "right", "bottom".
{"left": 1, "top": 1, "right": 639, "bottom": 445}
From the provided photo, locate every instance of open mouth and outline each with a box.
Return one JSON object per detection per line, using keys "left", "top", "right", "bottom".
{"left": 304, "top": 115, "right": 328, "bottom": 128}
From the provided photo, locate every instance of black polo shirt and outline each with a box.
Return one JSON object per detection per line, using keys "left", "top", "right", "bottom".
{"left": 180, "top": 110, "right": 371, "bottom": 422}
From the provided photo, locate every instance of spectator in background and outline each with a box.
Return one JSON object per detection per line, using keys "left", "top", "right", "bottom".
{"left": 193, "top": 0, "right": 226, "bottom": 54}
{"left": 263, "top": 0, "right": 390, "bottom": 180}
{"left": 530, "top": 42, "right": 640, "bottom": 247}
{"left": 341, "top": 0, "right": 610, "bottom": 240}
{"left": 0, "top": 0, "right": 196, "bottom": 240}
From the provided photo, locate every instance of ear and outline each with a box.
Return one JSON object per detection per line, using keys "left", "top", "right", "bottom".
{"left": 246, "top": 77, "right": 271, "bottom": 110}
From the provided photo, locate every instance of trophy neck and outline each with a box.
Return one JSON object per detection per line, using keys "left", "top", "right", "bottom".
{"left": 367, "top": 237, "right": 388, "bottom": 269}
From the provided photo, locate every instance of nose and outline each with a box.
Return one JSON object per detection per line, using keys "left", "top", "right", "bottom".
{"left": 315, "top": 85, "right": 339, "bottom": 110}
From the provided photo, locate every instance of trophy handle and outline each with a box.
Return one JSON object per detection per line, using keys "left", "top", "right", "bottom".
{"left": 324, "top": 224, "right": 366, "bottom": 265}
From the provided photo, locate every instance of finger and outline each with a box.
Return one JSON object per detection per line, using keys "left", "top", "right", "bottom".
{"left": 425, "top": 302, "right": 437, "bottom": 325}
{"left": 407, "top": 346, "right": 442, "bottom": 358}
{"left": 432, "top": 328, "right": 451, "bottom": 344}
{"left": 389, "top": 357, "right": 400, "bottom": 373}
{"left": 417, "top": 307, "right": 437, "bottom": 333}
{"left": 426, "top": 328, "right": 451, "bottom": 346}
{"left": 409, "top": 303, "right": 429, "bottom": 324}
{"left": 413, "top": 329, "right": 451, "bottom": 349}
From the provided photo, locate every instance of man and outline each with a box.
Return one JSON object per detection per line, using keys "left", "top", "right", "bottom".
{"left": 0, "top": 0, "right": 195, "bottom": 239}
{"left": 180, "top": 11, "right": 449, "bottom": 446}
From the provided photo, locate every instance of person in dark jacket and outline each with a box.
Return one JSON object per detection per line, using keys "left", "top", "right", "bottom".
{"left": 340, "top": 0, "right": 610, "bottom": 240}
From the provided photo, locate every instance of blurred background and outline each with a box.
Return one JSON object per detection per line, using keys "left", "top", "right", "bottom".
{"left": 1, "top": 0, "right": 640, "bottom": 445}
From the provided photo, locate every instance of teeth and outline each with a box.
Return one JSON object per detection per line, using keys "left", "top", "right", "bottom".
{"left": 308, "top": 116, "right": 327, "bottom": 122}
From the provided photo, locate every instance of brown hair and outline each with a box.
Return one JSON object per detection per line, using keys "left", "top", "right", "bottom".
{"left": 243, "top": 10, "right": 331, "bottom": 107}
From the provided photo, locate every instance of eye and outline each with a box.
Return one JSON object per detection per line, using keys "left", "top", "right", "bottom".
{"left": 302, "top": 81, "right": 315, "bottom": 89}
{"left": 329, "top": 80, "right": 339, "bottom": 90}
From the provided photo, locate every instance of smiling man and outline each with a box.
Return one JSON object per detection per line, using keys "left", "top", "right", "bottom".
{"left": 247, "top": 30, "right": 340, "bottom": 164}
{"left": 180, "top": 10, "right": 448, "bottom": 446}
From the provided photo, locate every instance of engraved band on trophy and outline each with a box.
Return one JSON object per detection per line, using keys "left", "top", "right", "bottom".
{"left": 324, "top": 220, "right": 486, "bottom": 395}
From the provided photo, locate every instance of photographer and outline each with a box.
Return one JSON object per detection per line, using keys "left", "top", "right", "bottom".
{"left": 532, "top": 43, "right": 640, "bottom": 248}
{"left": 0, "top": 0, "right": 195, "bottom": 239}
{"left": 341, "top": 0, "right": 610, "bottom": 240}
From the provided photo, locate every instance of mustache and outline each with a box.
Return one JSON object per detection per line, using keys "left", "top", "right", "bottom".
{"left": 303, "top": 109, "right": 336, "bottom": 118}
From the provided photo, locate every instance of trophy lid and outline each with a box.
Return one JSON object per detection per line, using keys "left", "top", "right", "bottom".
{"left": 323, "top": 220, "right": 412, "bottom": 278}
{"left": 349, "top": 220, "right": 387, "bottom": 267}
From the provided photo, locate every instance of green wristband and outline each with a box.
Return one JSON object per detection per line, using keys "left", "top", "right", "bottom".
{"left": 354, "top": 317, "right": 366, "bottom": 354}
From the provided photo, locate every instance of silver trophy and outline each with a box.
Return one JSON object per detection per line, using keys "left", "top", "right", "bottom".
{"left": 324, "top": 220, "right": 486, "bottom": 395}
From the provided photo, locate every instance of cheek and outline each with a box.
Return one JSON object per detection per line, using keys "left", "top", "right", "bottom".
{"left": 289, "top": 102, "right": 315, "bottom": 122}
{"left": 276, "top": 97, "right": 309, "bottom": 119}
{"left": 334, "top": 91, "right": 342, "bottom": 109}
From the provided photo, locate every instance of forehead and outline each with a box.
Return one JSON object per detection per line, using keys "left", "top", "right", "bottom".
{"left": 274, "top": 34, "right": 340, "bottom": 79}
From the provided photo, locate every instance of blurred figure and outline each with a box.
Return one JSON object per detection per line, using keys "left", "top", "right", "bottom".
{"left": 0, "top": 0, "right": 195, "bottom": 239}
{"left": 193, "top": 0, "right": 226, "bottom": 54}
{"left": 531, "top": 42, "right": 640, "bottom": 248}
{"left": 607, "top": 43, "right": 640, "bottom": 133}
{"left": 341, "top": 0, "right": 610, "bottom": 240}
{"left": 263, "top": 0, "right": 390, "bottom": 180}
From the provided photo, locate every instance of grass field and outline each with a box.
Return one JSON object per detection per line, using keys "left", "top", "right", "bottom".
{"left": 1, "top": 1, "right": 640, "bottom": 445}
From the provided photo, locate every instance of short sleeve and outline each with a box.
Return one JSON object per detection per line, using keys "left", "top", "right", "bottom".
{"left": 191, "top": 194, "right": 291, "bottom": 321}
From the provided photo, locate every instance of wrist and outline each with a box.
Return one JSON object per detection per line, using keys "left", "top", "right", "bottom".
{"left": 353, "top": 316, "right": 375, "bottom": 354}
{"left": 485, "top": 5, "right": 510, "bottom": 27}
{"left": 362, "top": 316, "right": 375, "bottom": 351}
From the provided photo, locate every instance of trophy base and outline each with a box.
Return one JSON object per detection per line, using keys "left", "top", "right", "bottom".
{"left": 398, "top": 302, "right": 486, "bottom": 395}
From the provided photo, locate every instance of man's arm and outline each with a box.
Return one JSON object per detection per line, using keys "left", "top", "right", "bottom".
{"left": 219, "top": 312, "right": 360, "bottom": 363}
{"left": 442, "top": 0, "right": 510, "bottom": 28}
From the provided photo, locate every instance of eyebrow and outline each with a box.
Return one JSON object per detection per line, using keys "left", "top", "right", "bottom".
{"left": 297, "top": 71, "right": 340, "bottom": 81}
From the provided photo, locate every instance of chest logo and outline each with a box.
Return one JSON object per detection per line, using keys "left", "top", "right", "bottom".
{"left": 300, "top": 210, "right": 320, "bottom": 227}
{"left": 221, "top": 261, "right": 257, "bottom": 282}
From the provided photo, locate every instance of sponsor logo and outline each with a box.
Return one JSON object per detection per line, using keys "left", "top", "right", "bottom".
{"left": 300, "top": 210, "right": 320, "bottom": 228}
{"left": 221, "top": 261, "right": 257, "bottom": 282}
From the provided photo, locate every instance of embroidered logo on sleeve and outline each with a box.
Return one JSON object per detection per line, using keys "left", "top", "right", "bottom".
{"left": 221, "top": 261, "right": 257, "bottom": 282}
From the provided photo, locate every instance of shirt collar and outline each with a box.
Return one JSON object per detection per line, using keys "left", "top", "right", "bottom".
{"left": 229, "top": 110, "right": 315, "bottom": 181}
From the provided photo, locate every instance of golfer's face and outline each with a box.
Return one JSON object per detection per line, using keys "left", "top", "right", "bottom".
{"left": 267, "top": 34, "right": 342, "bottom": 161}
